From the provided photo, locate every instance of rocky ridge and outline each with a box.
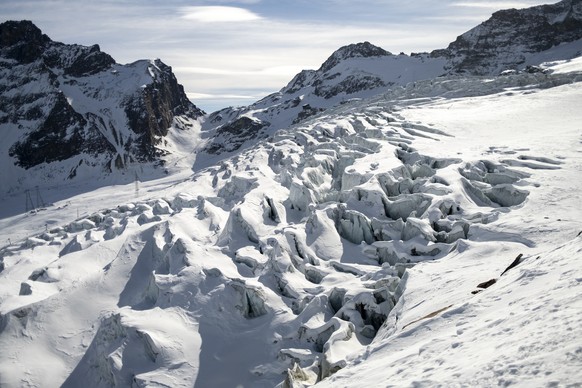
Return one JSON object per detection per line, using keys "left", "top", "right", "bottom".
{"left": 438, "top": 0, "right": 582, "bottom": 74}
{"left": 0, "top": 20, "right": 203, "bottom": 192}
{"left": 202, "top": 0, "right": 582, "bottom": 156}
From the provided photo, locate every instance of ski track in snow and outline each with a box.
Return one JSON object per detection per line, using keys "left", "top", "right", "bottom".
{"left": 1, "top": 63, "right": 582, "bottom": 387}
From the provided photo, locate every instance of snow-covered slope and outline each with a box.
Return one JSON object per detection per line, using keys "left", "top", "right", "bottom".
{"left": 1, "top": 57, "right": 581, "bottom": 387}
{"left": 201, "top": 42, "right": 447, "bottom": 156}
{"left": 441, "top": 0, "right": 582, "bottom": 75}
{"left": 201, "top": 0, "right": 582, "bottom": 159}
{"left": 0, "top": 21, "right": 204, "bottom": 196}
{"left": 201, "top": 43, "right": 446, "bottom": 155}
{"left": 317, "top": 60, "right": 582, "bottom": 387}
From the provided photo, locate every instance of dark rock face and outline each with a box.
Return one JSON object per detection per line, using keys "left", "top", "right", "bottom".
{"left": 292, "top": 104, "right": 324, "bottom": 125}
{"left": 8, "top": 92, "right": 112, "bottom": 168}
{"left": 314, "top": 75, "right": 388, "bottom": 99}
{"left": 0, "top": 20, "right": 50, "bottom": 63}
{"left": 206, "top": 116, "right": 268, "bottom": 154}
{"left": 439, "top": 0, "right": 582, "bottom": 74}
{"left": 284, "top": 69, "right": 317, "bottom": 95}
{"left": 0, "top": 20, "right": 203, "bottom": 175}
{"left": 124, "top": 59, "right": 204, "bottom": 162}
{"left": 0, "top": 20, "right": 115, "bottom": 74}
{"left": 60, "top": 44, "right": 115, "bottom": 77}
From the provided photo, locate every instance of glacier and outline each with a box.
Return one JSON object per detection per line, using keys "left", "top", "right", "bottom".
{"left": 1, "top": 57, "right": 581, "bottom": 386}
{"left": 1, "top": 3, "right": 582, "bottom": 386}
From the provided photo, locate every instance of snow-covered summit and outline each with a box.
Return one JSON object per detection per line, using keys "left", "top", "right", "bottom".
{"left": 0, "top": 20, "right": 204, "bottom": 195}
{"left": 439, "top": 0, "right": 582, "bottom": 74}
{"left": 280, "top": 42, "right": 441, "bottom": 100}
{"left": 201, "top": 45, "right": 445, "bottom": 155}
{"left": 317, "top": 41, "right": 393, "bottom": 73}
{"left": 201, "top": 0, "right": 582, "bottom": 158}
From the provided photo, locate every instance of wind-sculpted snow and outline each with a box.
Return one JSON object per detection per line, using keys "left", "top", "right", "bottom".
{"left": 2, "top": 69, "right": 571, "bottom": 386}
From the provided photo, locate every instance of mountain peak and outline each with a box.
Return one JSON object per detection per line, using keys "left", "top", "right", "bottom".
{"left": 319, "top": 41, "right": 392, "bottom": 73}
{"left": 0, "top": 20, "right": 203, "bottom": 190}
{"left": 0, "top": 20, "right": 48, "bottom": 47}
{"left": 0, "top": 20, "right": 51, "bottom": 63}
{"left": 441, "top": 0, "right": 582, "bottom": 74}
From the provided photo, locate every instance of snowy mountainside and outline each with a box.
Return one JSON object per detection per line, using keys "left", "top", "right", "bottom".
{"left": 0, "top": 20, "right": 204, "bottom": 196}
{"left": 201, "top": 42, "right": 446, "bottom": 155}
{"left": 202, "top": 0, "right": 582, "bottom": 157}
{"left": 1, "top": 60, "right": 581, "bottom": 387}
{"left": 440, "top": 0, "right": 582, "bottom": 75}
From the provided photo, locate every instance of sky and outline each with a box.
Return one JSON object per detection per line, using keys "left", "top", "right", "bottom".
{"left": 0, "top": 0, "right": 554, "bottom": 112}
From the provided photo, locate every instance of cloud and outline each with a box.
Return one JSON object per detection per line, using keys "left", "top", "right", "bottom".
{"left": 421, "top": 15, "right": 489, "bottom": 23}
{"left": 450, "top": 1, "right": 538, "bottom": 9}
{"left": 179, "top": 6, "right": 262, "bottom": 22}
{"left": 186, "top": 92, "right": 263, "bottom": 100}
{"left": 174, "top": 64, "right": 308, "bottom": 77}
{"left": 174, "top": 66, "right": 244, "bottom": 76}
{"left": 209, "top": 0, "right": 262, "bottom": 3}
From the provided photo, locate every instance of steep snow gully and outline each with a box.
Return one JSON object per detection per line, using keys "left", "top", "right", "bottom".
{"left": 2, "top": 64, "right": 581, "bottom": 386}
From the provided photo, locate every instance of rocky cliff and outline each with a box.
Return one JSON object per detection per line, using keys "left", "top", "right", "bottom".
{"left": 439, "top": 0, "right": 582, "bottom": 74}
{"left": 0, "top": 20, "right": 203, "bottom": 191}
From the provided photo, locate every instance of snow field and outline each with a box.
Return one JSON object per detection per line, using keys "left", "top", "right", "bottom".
{"left": 1, "top": 61, "right": 581, "bottom": 387}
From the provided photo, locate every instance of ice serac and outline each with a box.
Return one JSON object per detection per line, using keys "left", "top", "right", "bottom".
{"left": 1, "top": 3, "right": 582, "bottom": 388}
{"left": 0, "top": 20, "right": 204, "bottom": 192}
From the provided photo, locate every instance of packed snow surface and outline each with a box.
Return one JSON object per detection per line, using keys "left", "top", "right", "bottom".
{"left": 1, "top": 61, "right": 581, "bottom": 387}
